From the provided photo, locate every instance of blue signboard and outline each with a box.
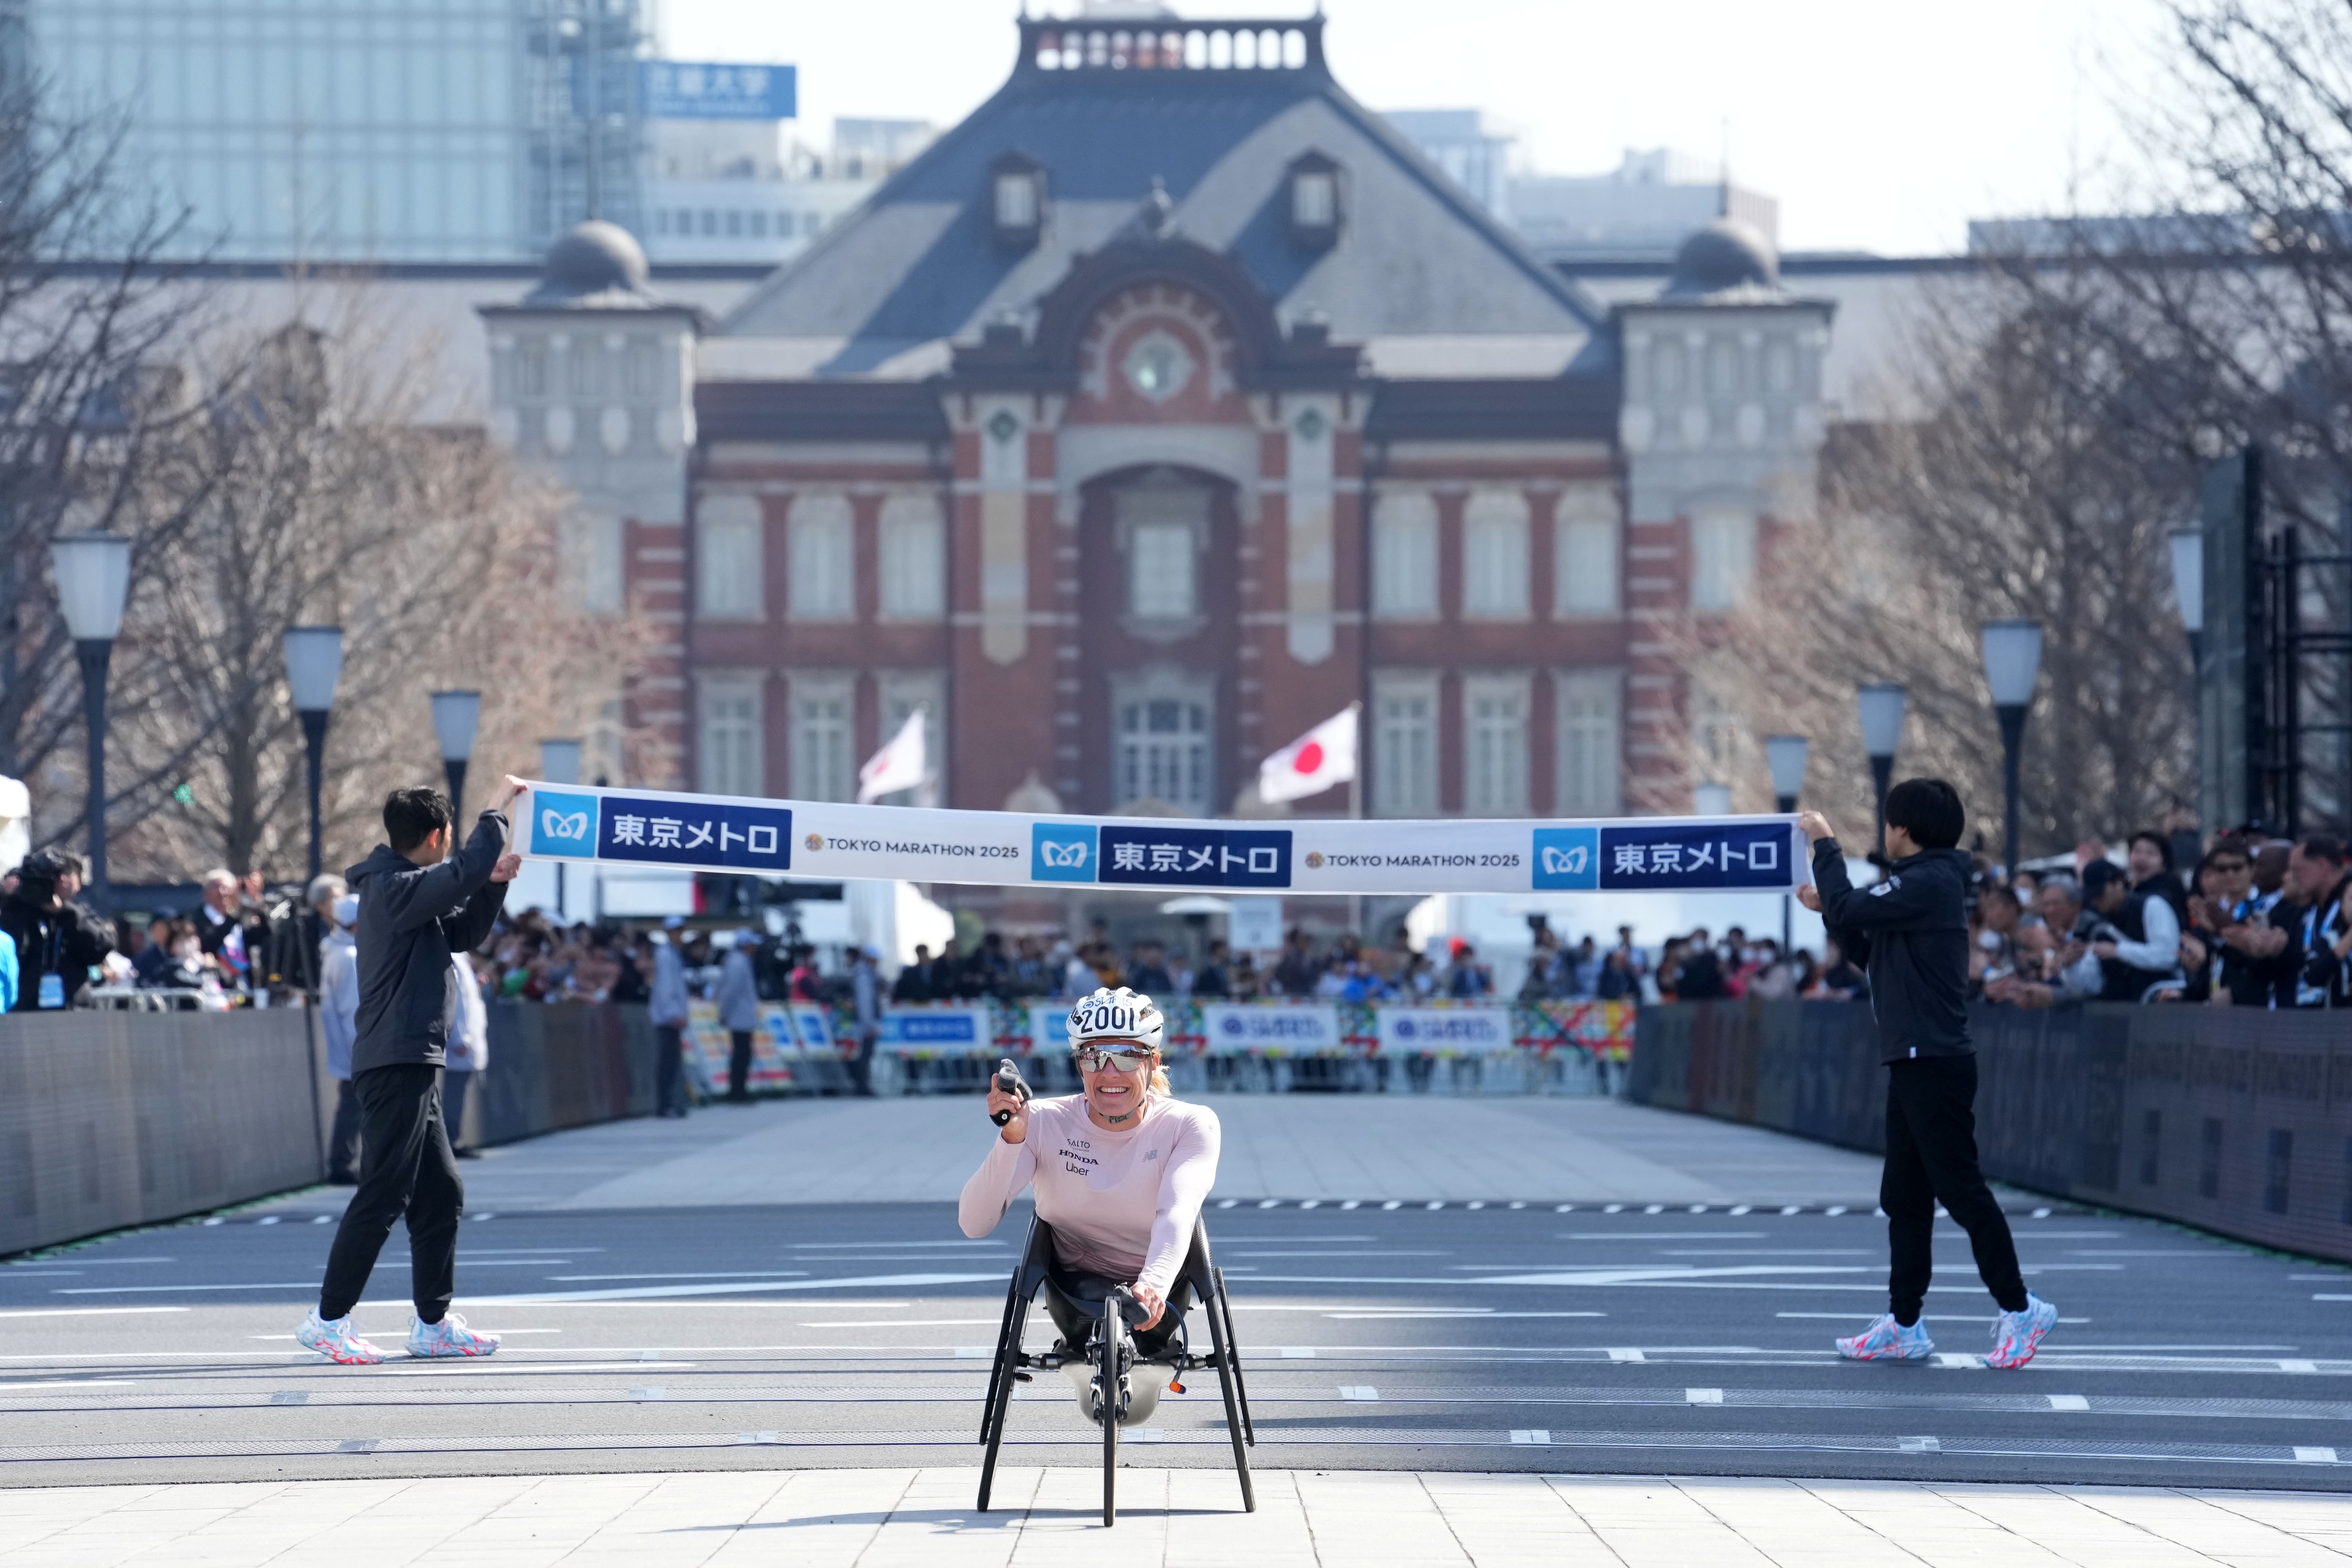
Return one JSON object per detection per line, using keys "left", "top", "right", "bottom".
{"left": 593, "top": 794, "right": 793, "bottom": 875}
{"left": 641, "top": 60, "right": 796, "bottom": 121}
{"left": 530, "top": 791, "right": 603, "bottom": 859}
{"left": 1098, "top": 825, "right": 1291, "bottom": 889}
{"left": 1595, "top": 821, "right": 1790, "bottom": 891}
{"left": 1529, "top": 827, "right": 1601, "bottom": 890}
{"left": 1031, "top": 822, "right": 1098, "bottom": 883}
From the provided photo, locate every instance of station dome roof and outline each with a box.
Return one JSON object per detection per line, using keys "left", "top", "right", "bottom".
{"left": 1662, "top": 217, "right": 1780, "bottom": 300}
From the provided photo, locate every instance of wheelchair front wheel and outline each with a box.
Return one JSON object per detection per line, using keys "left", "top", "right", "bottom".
{"left": 1099, "top": 1296, "right": 1121, "bottom": 1526}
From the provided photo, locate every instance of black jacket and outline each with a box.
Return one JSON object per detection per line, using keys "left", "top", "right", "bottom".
{"left": 1812, "top": 839, "right": 1972, "bottom": 1063}
{"left": 346, "top": 810, "right": 510, "bottom": 1075}
{"left": 0, "top": 891, "right": 114, "bottom": 1009}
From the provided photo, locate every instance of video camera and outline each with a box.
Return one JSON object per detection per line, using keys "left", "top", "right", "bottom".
{"left": 11, "top": 852, "right": 65, "bottom": 908}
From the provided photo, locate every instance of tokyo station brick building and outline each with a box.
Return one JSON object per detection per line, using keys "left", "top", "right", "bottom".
{"left": 480, "top": 15, "right": 1833, "bottom": 920}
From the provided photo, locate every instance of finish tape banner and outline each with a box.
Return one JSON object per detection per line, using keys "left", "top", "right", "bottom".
{"left": 514, "top": 781, "right": 1800, "bottom": 897}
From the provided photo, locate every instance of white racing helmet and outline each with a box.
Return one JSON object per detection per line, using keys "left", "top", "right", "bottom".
{"left": 1066, "top": 985, "right": 1164, "bottom": 1055}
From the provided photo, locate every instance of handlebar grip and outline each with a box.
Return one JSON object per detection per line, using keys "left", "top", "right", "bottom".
{"left": 989, "top": 1056, "right": 1031, "bottom": 1126}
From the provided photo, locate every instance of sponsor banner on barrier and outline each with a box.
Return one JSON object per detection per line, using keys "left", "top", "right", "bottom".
{"left": 879, "top": 1003, "right": 995, "bottom": 1056}
{"left": 1199, "top": 1002, "right": 1345, "bottom": 1057}
{"left": 684, "top": 1000, "right": 835, "bottom": 1093}
{"left": 1376, "top": 1004, "right": 1513, "bottom": 1057}
{"left": 515, "top": 781, "right": 1796, "bottom": 896}
{"left": 1029, "top": 1001, "right": 1073, "bottom": 1060}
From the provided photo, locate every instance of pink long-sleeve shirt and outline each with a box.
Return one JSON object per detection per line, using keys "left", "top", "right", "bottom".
{"left": 957, "top": 1093, "right": 1222, "bottom": 1294}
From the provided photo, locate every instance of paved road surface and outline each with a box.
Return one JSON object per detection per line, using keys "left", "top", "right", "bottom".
{"left": 4, "top": 1089, "right": 2347, "bottom": 1497}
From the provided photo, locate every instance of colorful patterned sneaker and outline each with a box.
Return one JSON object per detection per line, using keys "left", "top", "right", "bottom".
{"left": 406, "top": 1311, "right": 501, "bottom": 1359}
{"left": 1835, "top": 1313, "right": 1934, "bottom": 1360}
{"left": 296, "top": 1310, "right": 386, "bottom": 1366}
{"left": 1985, "top": 1295, "right": 2058, "bottom": 1369}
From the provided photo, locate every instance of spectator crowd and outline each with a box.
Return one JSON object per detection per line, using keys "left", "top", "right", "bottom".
{"left": 7, "top": 810, "right": 2352, "bottom": 1019}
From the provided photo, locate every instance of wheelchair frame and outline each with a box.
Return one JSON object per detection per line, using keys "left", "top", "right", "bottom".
{"left": 976, "top": 1214, "right": 1256, "bottom": 1526}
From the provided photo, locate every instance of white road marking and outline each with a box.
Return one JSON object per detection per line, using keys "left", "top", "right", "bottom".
{"left": 1339, "top": 1385, "right": 1378, "bottom": 1400}
{"left": 1774, "top": 1313, "right": 2095, "bottom": 1324}
{"left": 2281, "top": 1359, "right": 2319, "bottom": 1372}
{"left": 1278, "top": 1347, "right": 1316, "bottom": 1358}
{"left": 630, "top": 1387, "right": 664, "bottom": 1400}
{"left": 57, "top": 1283, "right": 321, "bottom": 1295}
{"left": 379, "top": 1362, "right": 695, "bottom": 1376}
{"left": 0, "top": 1306, "right": 191, "bottom": 1318}
{"left": 1686, "top": 1387, "right": 1723, "bottom": 1403}
{"left": 1560, "top": 1232, "right": 1767, "bottom": 1240}
{"left": 468, "top": 1271, "right": 1005, "bottom": 1305}
{"left": 1936, "top": 1354, "right": 1984, "bottom": 1369}
{"left": 788, "top": 1241, "right": 1004, "bottom": 1250}
{"left": 1510, "top": 1428, "right": 1551, "bottom": 1444}
{"left": 0, "top": 1380, "right": 135, "bottom": 1389}
{"left": 2047, "top": 1395, "right": 2089, "bottom": 1410}
{"left": 1899, "top": 1435, "right": 1940, "bottom": 1453}
{"left": 2294, "top": 1446, "right": 2339, "bottom": 1462}
{"left": 545, "top": 1272, "right": 812, "bottom": 1282}
{"left": 1607, "top": 1348, "right": 1645, "bottom": 1362}
{"left": 1322, "top": 1311, "right": 1607, "bottom": 1320}
{"left": 798, "top": 1319, "right": 999, "bottom": 1328}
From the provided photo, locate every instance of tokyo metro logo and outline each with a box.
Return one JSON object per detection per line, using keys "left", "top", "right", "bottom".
{"left": 1031, "top": 822, "right": 1098, "bottom": 882}
{"left": 531, "top": 791, "right": 600, "bottom": 859}
{"left": 1530, "top": 827, "right": 1599, "bottom": 890}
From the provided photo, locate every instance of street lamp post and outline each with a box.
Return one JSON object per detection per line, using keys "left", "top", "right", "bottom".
{"left": 430, "top": 691, "right": 481, "bottom": 818}
{"left": 283, "top": 627, "right": 344, "bottom": 883}
{"left": 2169, "top": 528, "right": 2205, "bottom": 671}
{"left": 1856, "top": 683, "right": 1907, "bottom": 858}
{"left": 51, "top": 533, "right": 131, "bottom": 910}
{"left": 540, "top": 738, "right": 582, "bottom": 921}
{"left": 1766, "top": 733, "right": 1810, "bottom": 953}
{"left": 1981, "top": 620, "right": 2044, "bottom": 882}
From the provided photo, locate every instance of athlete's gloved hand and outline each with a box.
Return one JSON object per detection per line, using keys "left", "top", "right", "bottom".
{"left": 984, "top": 1086, "right": 1028, "bottom": 1142}
{"left": 1130, "top": 1281, "right": 1165, "bottom": 1331}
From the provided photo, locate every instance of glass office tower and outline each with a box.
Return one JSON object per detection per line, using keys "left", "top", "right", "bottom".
{"left": 23, "top": 0, "right": 643, "bottom": 263}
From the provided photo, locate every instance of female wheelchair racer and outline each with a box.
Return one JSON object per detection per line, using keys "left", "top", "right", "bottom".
{"left": 959, "top": 986, "right": 1254, "bottom": 1523}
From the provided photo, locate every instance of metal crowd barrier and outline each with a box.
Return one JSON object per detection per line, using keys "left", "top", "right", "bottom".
{"left": 0, "top": 1007, "right": 320, "bottom": 1255}
{"left": 683, "top": 997, "right": 1635, "bottom": 1099}
{"left": 1627, "top": 999, "right": 2352, "bottom": 1266}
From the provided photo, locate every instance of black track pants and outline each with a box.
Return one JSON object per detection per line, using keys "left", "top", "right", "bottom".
{"left": 1882, "top": 1054, "right": 2028, "bottom": 1323}
{"left": 318, "top": 1063, "right": 463, "bottom": 1323}
{"left": 655, "top": 1023, "right": 686, "bottom": 1113}
{"left": 728, "top": 1030, "right": 754, "bottom": 1099}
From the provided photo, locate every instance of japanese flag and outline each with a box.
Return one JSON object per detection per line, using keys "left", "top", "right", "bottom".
{"left": 1258, "top": 703, "right": 1358, "bottom": 805}
{"left": 856, "top": 709, "right": 928, "bottom": 803}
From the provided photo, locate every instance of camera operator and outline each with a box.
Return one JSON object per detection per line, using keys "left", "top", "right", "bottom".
{"left": 2, "top": 852, "right": 117, "bottom": 1009}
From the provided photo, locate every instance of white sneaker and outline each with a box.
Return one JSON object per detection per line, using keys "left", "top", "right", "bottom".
{"left": 1986, "top": 1295, "right": 2057, "bottom": 1369}
{"left": 406, "top": 1311, "right": 501, "bottom": 1358}
{"left": 1836, "top": 1313, "right": 1933, "bottom": 1360}
{"left": 296, "top": 1310, "right": 385, "bottom": 1366}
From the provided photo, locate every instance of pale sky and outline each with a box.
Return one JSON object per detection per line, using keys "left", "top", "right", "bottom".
{"left": 655, "top": 0, "right": 2183, "bottom": 257}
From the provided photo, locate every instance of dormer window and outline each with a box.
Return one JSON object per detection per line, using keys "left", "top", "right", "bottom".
{"left": 1288, "top": 152, "right": 1341, "bottom": 249}
{"left": 990, "top": 152, "right": 1045, "bottom": 249}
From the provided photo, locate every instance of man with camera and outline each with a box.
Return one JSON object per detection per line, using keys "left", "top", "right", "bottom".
{"left": 1, "top": 851, "right": 116, "bottom": 1010}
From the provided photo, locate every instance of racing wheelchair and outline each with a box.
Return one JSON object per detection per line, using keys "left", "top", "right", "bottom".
{"left": 975, "top": 1214, "right": 1255, "bottom": 1526}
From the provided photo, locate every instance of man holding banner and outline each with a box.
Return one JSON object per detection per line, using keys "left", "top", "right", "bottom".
{"left": 1798, "top": 780, "right": 2057, "bottom": 1371}
{"left": 298, "top": 778, "right": 524, "bottom": 1366}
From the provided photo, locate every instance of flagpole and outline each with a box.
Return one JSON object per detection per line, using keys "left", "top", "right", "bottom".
{"left": 1347, "top": 700, "right": 1363, "bottom": 939}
